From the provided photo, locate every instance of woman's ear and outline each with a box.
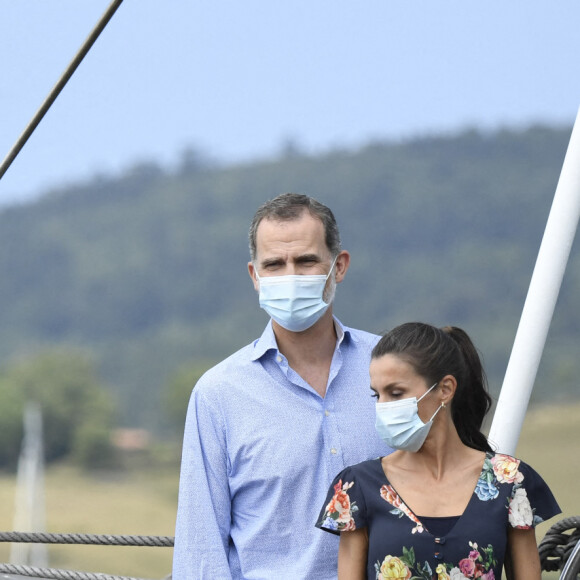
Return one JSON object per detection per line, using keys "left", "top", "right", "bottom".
{"left": 439, "top": 374, "right": 457, "bottom": 406}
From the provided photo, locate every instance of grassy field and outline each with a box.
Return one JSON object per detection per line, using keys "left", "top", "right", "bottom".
{"left": 513, "top": 401, "right": 580, "bottom": 580}
{"left": 0, "top": 401, "right": 579, "bottom": 579}
{"left": 0, "top": 460, "right": 180, "bottom": 578}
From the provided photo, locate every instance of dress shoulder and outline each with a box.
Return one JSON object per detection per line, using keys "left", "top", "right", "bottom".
{"left": 315, "top": 459, "right": 382, "bottom": 535}
{"left": 489, "top": 453, "right": 561, "bottom": 528}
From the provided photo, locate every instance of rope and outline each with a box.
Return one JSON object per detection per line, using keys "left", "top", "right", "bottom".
{"left": 0, "top": 562, "right": 150, "bottom": 580}
{"left": 539, "top": 515, "right": 580, "bottom": 572}
{"left": 0, "top": 531, "right": 174, "bottom": 547}
{"left": 3, "top": 519, "right": 578, "bottom": 578}
{"left": 0, "top": 532, "right": 173, "bottom": 580}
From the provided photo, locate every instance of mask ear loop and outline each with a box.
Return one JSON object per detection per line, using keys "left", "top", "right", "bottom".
{"left": 417, "top": 382, "right": 438, "bottom": 403}
{"left": 326, "top": 255, "right": 339, "bottom": 280}
{"left": 418, "top": 382, "right": 445, "bottom": 423}
{"left": 429, "top": 400, "right": 446, "bottom": 422}
{"left": 253, "top": 262, "right": 261, "bottom": 283}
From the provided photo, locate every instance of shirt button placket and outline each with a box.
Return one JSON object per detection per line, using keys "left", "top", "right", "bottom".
{"left": 323, "top": 405, "right": 342, "bottom": 464}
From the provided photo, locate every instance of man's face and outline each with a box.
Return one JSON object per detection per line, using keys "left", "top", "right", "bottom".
{"left": 249, "top": 212, "right": 333, "bottom": 287}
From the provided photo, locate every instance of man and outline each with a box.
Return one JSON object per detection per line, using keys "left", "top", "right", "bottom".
{"left": 173, "top": 193, "right": 391, "bottom": 579}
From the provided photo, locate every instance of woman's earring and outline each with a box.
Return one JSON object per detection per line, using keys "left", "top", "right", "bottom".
{"left": 441, "top": 401, "right": 446, "bottom": 408}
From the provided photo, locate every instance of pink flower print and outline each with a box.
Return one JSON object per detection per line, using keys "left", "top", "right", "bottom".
{"left": 491, "top": 454, "right": 523, "bottom": 484}
{"left": 459, "top": 557, "right": 476, "bottom": 577}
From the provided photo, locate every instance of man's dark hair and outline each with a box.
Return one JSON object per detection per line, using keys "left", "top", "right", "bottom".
{"left": 249, "top": 193, "right": 341, "bottom": 262}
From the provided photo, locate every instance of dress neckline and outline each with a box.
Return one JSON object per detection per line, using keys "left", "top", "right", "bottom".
{"left": 372, "top": 452, "right": 492, "bottom": 537}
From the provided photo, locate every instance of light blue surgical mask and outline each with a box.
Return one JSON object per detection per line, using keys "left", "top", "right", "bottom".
{"left": 375, "top": 382, "right": 443, "bottom": 452}
{"left": 255, "top": 257, "right": 337, "bottom": 332}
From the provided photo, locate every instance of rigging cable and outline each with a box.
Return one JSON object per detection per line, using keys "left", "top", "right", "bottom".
{"left": 0, "top": 0, "right": 125, "bottom": 181}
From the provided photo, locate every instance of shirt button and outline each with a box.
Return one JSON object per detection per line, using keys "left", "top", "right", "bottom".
{"left": 276, "top": 355, "right": 282, "bottom": 363}
{"left": 330, "top": 448, "right": 337, "bottom": 454}
{"left": 325, "top": 410, "right": 330, "bottom": 416}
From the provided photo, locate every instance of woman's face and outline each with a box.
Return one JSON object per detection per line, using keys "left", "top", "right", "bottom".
{"left": 370, "top": 354, "right": 440, "bottom": 422}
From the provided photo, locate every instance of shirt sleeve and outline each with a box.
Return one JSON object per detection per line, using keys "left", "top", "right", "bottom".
{"left": 172, "top": 378, "right": 234, "bottom": 579}
{"left": 315, "top": 465, "right": 367, "bottom": 535}
{"left": 508, "top": 460, "right": 562, "bottom": 529}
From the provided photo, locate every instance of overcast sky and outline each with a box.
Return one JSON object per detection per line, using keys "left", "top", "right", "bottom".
{"left": 1, "top": 0, "right": 579, "bottom": 204}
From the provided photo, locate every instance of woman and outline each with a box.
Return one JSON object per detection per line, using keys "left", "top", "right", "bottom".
{"left": 316, "top": 323, "right": 560, "bottom": 580}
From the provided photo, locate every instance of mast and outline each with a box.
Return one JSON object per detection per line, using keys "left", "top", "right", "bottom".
{"left": 488, "top": 106, "right": 580, "bottom": 455}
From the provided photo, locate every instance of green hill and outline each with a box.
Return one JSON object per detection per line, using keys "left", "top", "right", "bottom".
{"left": 1, "top": 125, "right": 578, "bottom": 430}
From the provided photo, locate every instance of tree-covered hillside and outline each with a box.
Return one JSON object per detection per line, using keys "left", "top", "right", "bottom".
{"left": 1, "top": 125, "right": 578, "bottom": 431}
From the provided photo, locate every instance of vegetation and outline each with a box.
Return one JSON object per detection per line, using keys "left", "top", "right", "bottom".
{"left": 0, "top": 351, "right": 117, "bottom": 469}
{"left": 0, "top": 125, "right": 578, "bottom": 437}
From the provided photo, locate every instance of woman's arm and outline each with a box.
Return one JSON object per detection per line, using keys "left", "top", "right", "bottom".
{"left": 338, "top": 527, "right": 368, "bottom": 580}
{"left": 505, "top": 527, "right": 541, "bottom": 580}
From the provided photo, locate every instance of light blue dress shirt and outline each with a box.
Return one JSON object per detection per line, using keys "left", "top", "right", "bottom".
{"left": 173, "top": 318, "right": 392, "bottom": 579}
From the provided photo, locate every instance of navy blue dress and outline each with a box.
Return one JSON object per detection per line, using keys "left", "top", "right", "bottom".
{"left": 316, "top": 452, "right": 560, "bottom": 579}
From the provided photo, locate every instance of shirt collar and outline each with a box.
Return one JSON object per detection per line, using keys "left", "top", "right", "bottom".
{"left": 251, "top": 317, "right": 351, "bottom": 362}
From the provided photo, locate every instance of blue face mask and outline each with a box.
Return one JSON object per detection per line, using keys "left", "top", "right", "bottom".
{"left": 375, "top": 383, "right": 443, "bottom": 452}
{"left": 255, "top": 257, "right": 337, "bottom": 332}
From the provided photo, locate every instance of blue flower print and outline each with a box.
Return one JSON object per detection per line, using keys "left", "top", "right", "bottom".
{"left": 322, "top": 517, "right": 339, "bottom": 531}
{"left": 475, "top": 478, "right": 499, "bottom": 501}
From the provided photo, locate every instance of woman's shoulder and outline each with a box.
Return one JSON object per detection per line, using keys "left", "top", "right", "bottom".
{"left": 486, "top": 451, "right": 538, "bottom": 479}
{"left": 483, "top": 451, "right": 561, "bottom": 527}
{"left": 483, "top": 452, "right": 559, "bottom": 501}
{"left": 478, "top": 451, "right": 531, "bottom": 486}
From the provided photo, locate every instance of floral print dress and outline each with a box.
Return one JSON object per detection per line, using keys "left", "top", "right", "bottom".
{"left": 316, "top": 452, "right": 560, "bottom": 580}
